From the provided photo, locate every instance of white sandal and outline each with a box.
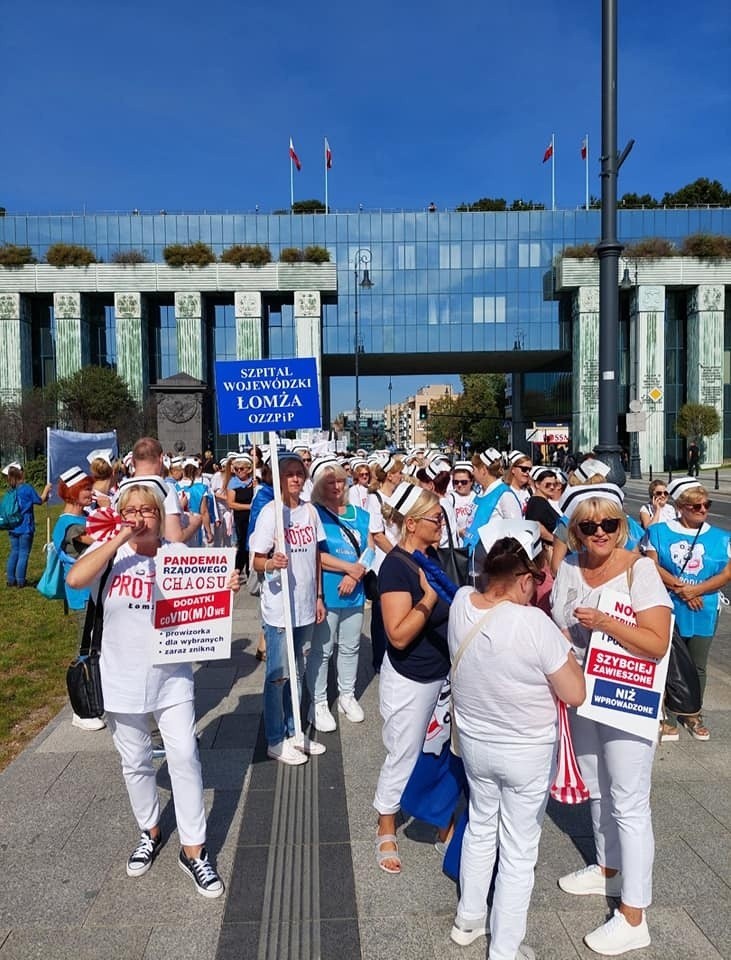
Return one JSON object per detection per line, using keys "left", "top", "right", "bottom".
{"left": 375, "top": 833, "right": 401, "bottom": 874}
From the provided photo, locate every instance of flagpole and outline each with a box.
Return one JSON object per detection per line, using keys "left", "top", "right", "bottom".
{"left": 551, "top": 133, "right": 556, "bottom": 211}
{"left": 585, "top": 134, "right": 590, "bottom": 211}
{"left": 290, "top": 154, "right": 294, "bottom": 210}
{"left": 324, "top": 139, "right": 329, "bottom": 214}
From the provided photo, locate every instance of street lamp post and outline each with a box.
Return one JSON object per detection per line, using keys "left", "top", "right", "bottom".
{"left": 353, "top": 248, "right": 373, "bottom": 450}
{"left": 620, "top": 259, "right": 642, "bottom": 478}
{"left": 388, "top": 377, "right": 393, "bottom": 448}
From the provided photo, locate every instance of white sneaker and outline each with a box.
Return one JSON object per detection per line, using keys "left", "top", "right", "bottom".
{"left": 450, "top": 917, "right": 486, "bottom": 946}
{"left": 584, "top": 909, "right": 650, "bottom": 956}
{"left": 72, "top": 714, "right": 106, "bottom": 731}
{"left": 267, "top": 739, "right": 308, "bottom": 765}
{"left": 338, "top": 693, "right": 365, "bottom": 723}
{"left": 558, "top": 864, "right": 622, "bottom": 897}
{"left": 310, "top": 701, "right": 337, "bottom": 732}
{"left": 291, "top": 734, "right": 326, "bottom": 756}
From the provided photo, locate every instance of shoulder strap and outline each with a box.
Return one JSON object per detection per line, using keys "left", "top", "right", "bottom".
{"left": 452, "top": 605, "right": 494, "bottom": 675}
{"left": 79, "top": 559, "right": 114, "bottom": 657}
{"left": 319, "top": 504, "right": 361, "bottom": 553}
{"left": 441, "top": 505, "right": 456, "bottom": 551}
{"left": 679, "top": 525, "right": 703, "bottom": 574}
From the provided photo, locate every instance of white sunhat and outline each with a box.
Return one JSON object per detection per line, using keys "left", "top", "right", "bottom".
{"left": 559, "top": 483, "right": 625, "bottom": 519}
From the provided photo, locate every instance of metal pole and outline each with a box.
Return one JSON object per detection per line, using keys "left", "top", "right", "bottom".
{"left": 594, "top": 0, "right": 626, "bottom": 485}
{"left": 354, "top": 262, "right": 360, "bottom": 450}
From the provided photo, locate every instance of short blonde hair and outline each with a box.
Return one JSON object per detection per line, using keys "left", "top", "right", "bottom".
{"left": 567, "top": 497, "right": 628, "bottom": 552}
{"left": 117, "top": 483, "right": 166, "bottom": 537}
{"left": 675, "top": 484, "right": 709, "bottom": 507}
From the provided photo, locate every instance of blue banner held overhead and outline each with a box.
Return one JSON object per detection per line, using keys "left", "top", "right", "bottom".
{"left": 215, "top": 358, "right": 321, "bottom": 434}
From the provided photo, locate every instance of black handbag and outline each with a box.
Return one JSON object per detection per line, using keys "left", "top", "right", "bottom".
{"left": 437, "top": 507, "right": 470, "bottom": 588}
{"left": 66, "top": 561, "right": 113, "bottom": 719}
{"left": 665, "top": 631, "right": 702, "bottom": 716}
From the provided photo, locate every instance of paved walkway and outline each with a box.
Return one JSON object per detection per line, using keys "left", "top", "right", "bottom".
{"left": 1, "top": 589, "right": 729, "bottom": 960}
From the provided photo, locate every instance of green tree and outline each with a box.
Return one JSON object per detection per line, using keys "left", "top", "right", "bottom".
{"left": 0, "top": 388, "right": 56, "bottom": 461}
{"left": 618, "top": 192, "right": 661, "bottom": 208}
{"left": 291, "top": 199, "right": 326, "bottom": 214}
{"left": 427, "top": 375, "right": 507, "bottom": 450}
{"left": 675, "top": 403, "right": 721, "bottom": 455}
{"left": 663, "top": 178, "right": 731, "bottom": 207}
{"left": 455, "top": 197, "right": 507, "bottom": 212}
{"left": 52, "top": 367, "right": 141, "bottom": 438}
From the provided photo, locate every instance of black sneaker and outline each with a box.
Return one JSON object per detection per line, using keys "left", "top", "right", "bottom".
{"left": 126, "top": 830, "right": 162, "bottom": 877}
{"left": 178, "top": 847, "right": 225, "bottom": 898}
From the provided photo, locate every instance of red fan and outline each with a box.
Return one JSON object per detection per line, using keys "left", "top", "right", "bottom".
{"left": 86, "top": 506, "right": 125, "bottom": 543}
{"left": 550, "top": 700, "right": 590, "bottom": 804}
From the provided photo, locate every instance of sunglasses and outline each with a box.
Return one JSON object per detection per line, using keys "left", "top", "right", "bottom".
{"left": 416, "top": 514, "right": 445, "bottom": 526}
{"left": 453, "top": 479, "right": 471, "bottom": 486}
{"left": 654, "top": 491, "right": 668, "bottom": 497}
{"left": 684, "top": 500, "right": 712, "bottom": 512}
{"left": 515, "top": 465, "right": 532, "bottom": 473}
{"left": 578, "top": 518, "right": 621, "bottom": 536}
{"left": 301, "top": 458, "right": 312, "bottom": 464}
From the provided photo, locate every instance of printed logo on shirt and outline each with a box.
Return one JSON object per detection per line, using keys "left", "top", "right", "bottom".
{"left": 284, "top": 521, "right": 316, "bottom": 551}
{"left": 669, "top": 540, "right": 705, "bottom": 575}
{"left": 108, "top": 567, "right": 156, "bottom": 609}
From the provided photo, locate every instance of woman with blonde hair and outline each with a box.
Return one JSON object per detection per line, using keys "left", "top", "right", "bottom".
{"left": 551, "top": 490, "right": 672, "bottom": 955}
{"left": 373, "top": 482, "right": 451, "bottom": 875}
{"left": 86, "top": 448, "right": 117, "bottom": 510}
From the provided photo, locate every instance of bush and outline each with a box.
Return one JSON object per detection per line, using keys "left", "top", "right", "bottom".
{"left": 292, "top": 199, "right": 326, "bottom": 214}
{"left": 45, "top": 243, "right": 96, "bottom": 266}
{"left": 220, "top": 244, "right": 272, "bottom": 266}
{"left": 562, "top": 243, "right": 597, "bottom": 259}
{"left": 303, "top": 245, "right": 330, "bottom": 263}
{"left": 279, "top": 247, "right": 304, "bottom": 263}
{"left": 679, "top": 233, "right": 731, "bottom": 259}
{"left": 623, "top": 237, "right": 676, "bottom": 258}
{"left": 0, "top": 244, "right": 36, "bottom": 267}
{"left": 162, "top": 242, "right": 215, "bottom": 267}
{"left": 111, "top": 249, "right": 150, "bottom": 264}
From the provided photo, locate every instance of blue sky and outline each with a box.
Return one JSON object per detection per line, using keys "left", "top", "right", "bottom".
{"left": 3, "top": 0, "right": 729, "bottom": 412}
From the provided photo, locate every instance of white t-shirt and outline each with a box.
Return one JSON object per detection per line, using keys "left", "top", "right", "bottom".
{"left": 550, "top": 554, "right": 672, "bottom": 665}
{"left": 482, "top": 478, "right": 523, "bottom": 520}
{"left": 449, "top": 586, "right": 570, "bottom": 743}
{"left": 639, "top": 502, "right": 677, "bottom": 524}
{"left": 348, "top": 483, "right": 370, "bottom": 511}
{"left": 249, "top": 500, "right": 325, "bottom": 627}
{"left": 88, "top": 541, "right": 194, "bottom": 713}
{"left": 452, "top": 490, "right": 476, "bottom": 541}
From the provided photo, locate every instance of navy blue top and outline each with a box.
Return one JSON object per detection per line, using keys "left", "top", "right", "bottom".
{"left": 379, "top": 545, "right": 451, "bottom": 683}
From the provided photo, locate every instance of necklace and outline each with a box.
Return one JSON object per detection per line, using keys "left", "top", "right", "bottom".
{"left": 580, "top": 550, "right": 618, "bottom": 585}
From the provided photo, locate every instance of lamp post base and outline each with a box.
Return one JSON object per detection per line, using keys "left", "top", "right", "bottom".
{"left": 593, "top": 444, "right": 627, "bottom": 487}
{"left": 629, "top": 436, "right": 642, "bottom": 479}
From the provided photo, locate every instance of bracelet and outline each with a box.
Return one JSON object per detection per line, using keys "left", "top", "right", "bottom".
{"left": 317, "top": 593, "right": 323, "bottom": 599}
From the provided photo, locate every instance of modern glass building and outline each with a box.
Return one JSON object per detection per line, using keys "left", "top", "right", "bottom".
{"left": 0, "top": 208, "right": 729, "bottom": 466}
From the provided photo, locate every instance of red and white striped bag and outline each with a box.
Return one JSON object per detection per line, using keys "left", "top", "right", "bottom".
{"left": 550, "top": 700, "right": 589, "bottom": 804}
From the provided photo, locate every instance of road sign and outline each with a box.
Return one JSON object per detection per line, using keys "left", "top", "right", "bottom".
{"left": 626, "top": 412, "right": 647, "bottom": 432}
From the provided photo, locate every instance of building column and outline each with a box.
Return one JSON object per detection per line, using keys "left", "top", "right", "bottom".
{"left": 687, "top": 285, "right": 725, "bottom": 467}
{"left": 174, "top": 292, "right": 205, "bottom": 380}
{"left": 571, "top": 286, "right": 600, "bottom": 452}
{"left": 294, "top": 290, "right": 323, "bottom": 410}
{"left": 234, "top": 292, "right": 263, "bottom": 360}
{"left": 0, "top": 293, "right": 33, "bottom": 404}
{"left": 629, "top": 284, "right": 665, "bottom": 474}
{"left": 53, "top": 292, "right": 90, "bottom": 379}
{"left": 114, "top": 292, "right": 149, "bottom": 405}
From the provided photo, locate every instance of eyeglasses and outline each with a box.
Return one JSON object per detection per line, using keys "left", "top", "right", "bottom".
{"left": 120, "top": 506, "right": 159, "bottom": 520}
{"left": 234, "top": 466, "right": 249, "bottom": 472}
{"left": 577, "top": 518, "right": 621, "bottom": 536}
{"left": 683, "top": 500, "right": 712, "bottom": 513}
{"left": 416, "top": 514, "right": 445, "bottom": 526}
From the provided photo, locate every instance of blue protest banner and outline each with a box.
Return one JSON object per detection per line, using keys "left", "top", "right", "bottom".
{"left": 215, "top": 358, "right": 321, "bottom": 434}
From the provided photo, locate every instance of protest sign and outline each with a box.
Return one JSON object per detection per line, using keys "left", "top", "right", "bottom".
{"left": 152, "top": 545, "right": 237, "bottom": 664}
{"left": 215, "top": 358, "right": 321, "bottom": 433}
{"left": 577, "top": 587, "right": 672, "bottom": 741}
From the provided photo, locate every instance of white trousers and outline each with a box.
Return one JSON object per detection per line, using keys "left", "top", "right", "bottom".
{"left": 457, "top": 733, "right": 555, "bottom": 960}
{"left": 373, "top": 654, "right": 444, "bottom": 816}
{"left": 570, "top": 710, "right": 656, "bottom": 908}
{"left": 106, "top": 700, "right": 206, "bottom": 847}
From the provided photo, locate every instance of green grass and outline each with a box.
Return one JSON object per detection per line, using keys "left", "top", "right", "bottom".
{"left": 0, "top": 505, "right": 81, "bottom": 770}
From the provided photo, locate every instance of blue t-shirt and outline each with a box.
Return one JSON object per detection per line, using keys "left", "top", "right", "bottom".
{"left": 315, "top": 503, "right": 370, "bottom": 609}
{"left": 645, "top": 520, "right": 731, "bottom": 637}
{"left": 379, "top": 546, "right": 451, "bottom": 683}
{"left": 11, "top": 483, "right": 42, "bottom": 535}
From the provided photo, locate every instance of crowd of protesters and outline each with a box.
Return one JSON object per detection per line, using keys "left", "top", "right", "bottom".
{"left": 4, "top": 434, "right": 726, "bottom": 952}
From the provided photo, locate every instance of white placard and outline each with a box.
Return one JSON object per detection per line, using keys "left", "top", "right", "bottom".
{"left": 577, "top": 587, "right": 672, "bottom": 741}
{"left": 152, "top": 545, "right": 237, "bottom": 663}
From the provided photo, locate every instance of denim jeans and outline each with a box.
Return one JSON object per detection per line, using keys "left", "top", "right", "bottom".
{"left": 263, "top": 622, "right": 313, "bottom": 746}
{"left": 306, "top": 607, "right": 363, "bottom": 702}
{"left": 7, "top": 532, "right": 33, "bottom": 586}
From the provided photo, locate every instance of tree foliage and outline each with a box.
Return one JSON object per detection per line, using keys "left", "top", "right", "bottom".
{"left": 662, "top": 178, "right": 731, "bottom": 207}
{"left": 162, "top": 242, "right": 215, "bottom": 266}
{"left": 220, "top": 244, "right": 272, "bottom": 266}
{"left": 427, "top": 374, "right": 507, "bottom": 450}
{"left": 675, "top": 403, "right": 721, "bottom": 443}
{"left": 0, "top": 244, "right": 36, "bottom": 266}
{"left": 0, "top": 388, "right": 56, "bottom": 461}
{"left": 45, "top": 243, "right": 96, "bottom": 266}
{"left": 291, "top": 199, "right": 326, "bottom": 214}
{"left": 51, "top": 367, "right": 141, "bottom": 439}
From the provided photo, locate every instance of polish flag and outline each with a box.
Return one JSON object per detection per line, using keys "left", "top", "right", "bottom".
{"left": 325, "top": 137, "right": 332, "bottom": 170}
{"left": 543, "top": 142, "right": 553, "bottom": 163}
{"left": 581, "top": 137, "right": 588, "bottom": 160}
{"left": 289, "top": 138, "right": 301, "bottom": 171}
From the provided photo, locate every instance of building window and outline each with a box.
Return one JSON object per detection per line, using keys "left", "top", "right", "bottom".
{"left": 473, "top": 295, "right": 506, "bottom": 324}
{"left": 31, "top": 296, "right": 56, "bottom": 388}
